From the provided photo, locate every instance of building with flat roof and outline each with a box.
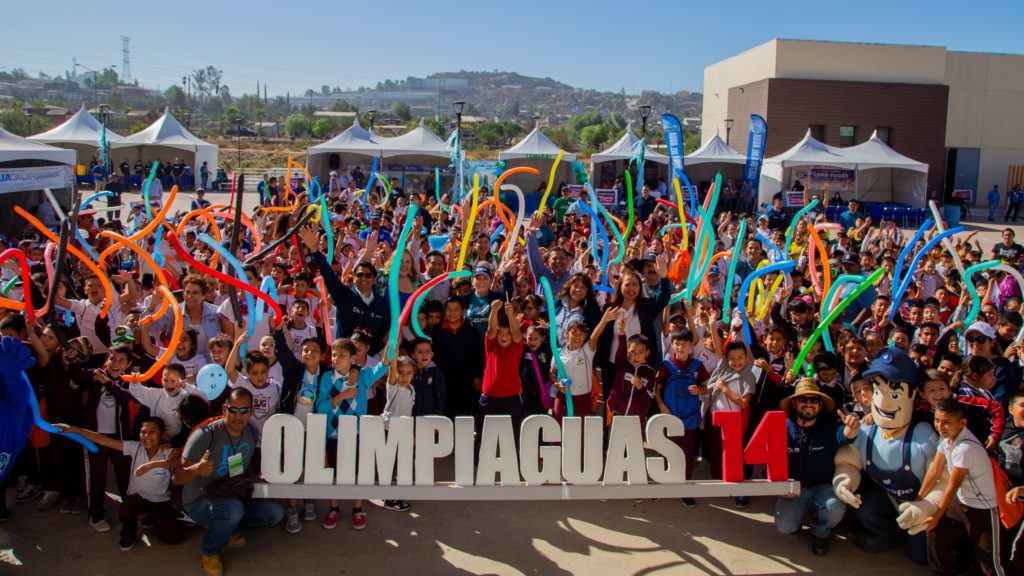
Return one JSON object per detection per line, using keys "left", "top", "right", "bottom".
{"left": 702, "top": 39, "right": 1024, "bottom": 206}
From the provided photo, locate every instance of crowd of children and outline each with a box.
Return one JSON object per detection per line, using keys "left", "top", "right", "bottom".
{"left": 3, "top": 178, "right": 1024, "bottom": 574}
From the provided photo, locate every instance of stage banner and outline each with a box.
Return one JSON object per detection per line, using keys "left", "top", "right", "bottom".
{"left": 0, "top": 165, "right": 74, "bottom": 194}
{"left": 744, "top": 114, "right": 767, "bottom": 195}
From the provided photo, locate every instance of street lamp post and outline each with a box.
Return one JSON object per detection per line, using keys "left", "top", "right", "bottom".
{"left": 184, "top": 111, "right": 192, "bottom": 131}
{"left": 235, "top": 117, "right": 243, "bottom": 172}
{"left": 724, "top": 118, "right": 734, "bottom": 146}
{"left": 367, "top": 109, "right": 377, "bottom": 133}
{"left": 639, "top": 104, "right": 652, "bottom": 138}
{"left": 453, "top": 100, "right": 464, "bottom": 142}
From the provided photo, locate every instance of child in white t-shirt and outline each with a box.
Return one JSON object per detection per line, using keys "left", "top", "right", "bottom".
{"left": 552, "top": 308, "right": 619, "bottom": 420}
{"left": 226, "top": 333, "right": 281, "bottom": 434}
{"left": 286, "top": 299, "right": 318, "bottom": 353}
{"left": 128, "top": 363, "right": 207, "bottom": 442}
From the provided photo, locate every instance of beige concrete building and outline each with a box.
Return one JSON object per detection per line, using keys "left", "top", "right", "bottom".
{"left": 702, "top": 39, "right": 1024, "bottom": 206}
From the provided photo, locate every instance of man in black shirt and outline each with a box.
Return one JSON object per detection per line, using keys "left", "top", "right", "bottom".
{"left": 104, "top": 173, "right": 124, "bottom": 221}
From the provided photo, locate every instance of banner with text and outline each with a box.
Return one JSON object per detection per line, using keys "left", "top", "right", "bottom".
{"left": 0, "top": 165, "right": 74, "bottom": 194}
{"left": 744, "top": 114, "right": 767, "bottom": 195}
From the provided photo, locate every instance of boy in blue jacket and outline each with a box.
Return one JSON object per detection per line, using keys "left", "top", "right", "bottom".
{"left": 314, "top": 338, "right": 389, "bottom": 531}
{"left": 655, "top": 328, "right": 709, "bottom": 506}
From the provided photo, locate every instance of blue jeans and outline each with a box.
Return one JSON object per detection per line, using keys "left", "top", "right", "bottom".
{"left": 188, "top": 497, "right": 285, "bottom": 555}
{"left": 990, "top": 204, "right": 997, "bottom": 221}
{"left": 774, "top": 483, "right": 846, "bottom": 538}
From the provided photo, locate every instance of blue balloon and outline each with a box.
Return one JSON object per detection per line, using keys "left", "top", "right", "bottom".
{"left": 196, "top": 363, "right": 228, "bottom": 400}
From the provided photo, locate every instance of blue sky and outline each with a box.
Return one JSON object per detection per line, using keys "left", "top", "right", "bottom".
{"left": 3, "top": 0, "right": 1022, "bottom": 97}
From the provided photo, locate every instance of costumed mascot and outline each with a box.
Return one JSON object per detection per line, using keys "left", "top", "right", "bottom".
{"left": 0, "top": 336, "right": 38, "bottom": 483}
{"left": 832, "top": 347, "right": 945, "bottom": 565}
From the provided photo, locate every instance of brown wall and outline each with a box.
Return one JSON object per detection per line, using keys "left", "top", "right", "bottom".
{"left": 727, "top": 78, "right": 949, "bottom": 194}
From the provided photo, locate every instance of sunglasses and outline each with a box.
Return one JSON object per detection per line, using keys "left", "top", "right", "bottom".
{"left": 355, "top": 272, "right": 375, "bottom": 279}
{"left": 795, "top": 397, "right": 822, "bottom": 405}
{"left": 966, "top": 335, "right": 990, "bottom": 344}
{"left": 226, "top": 406, "right": 252, "bottom": 415}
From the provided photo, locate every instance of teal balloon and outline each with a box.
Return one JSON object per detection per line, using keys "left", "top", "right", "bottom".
{"left": 196, "top": 364, "right": 228, "bottom": 400}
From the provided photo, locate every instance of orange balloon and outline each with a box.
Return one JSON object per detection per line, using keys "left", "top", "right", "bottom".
{"left": 14, "top": 206, "right": 115, "bottom": 319}
{"left": 492, "top": 166, "right": 540, "bottom": 236}
{"left": 140, "top": 282, "right": 171, "bottom": 326}
{"left": 123, "top": 286, "right": 182, "bottom": 383}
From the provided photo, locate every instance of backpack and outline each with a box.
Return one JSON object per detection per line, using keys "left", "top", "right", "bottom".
{"left": 662, "top": 357, "right": 703, "bottom": 432}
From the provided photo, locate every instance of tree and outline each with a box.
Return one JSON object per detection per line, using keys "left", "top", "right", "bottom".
{"left": 311, "top": 116, "right": 336, "bottom": 138}
{"left": 285, "top": 113, "right": 310, "bottom": 137}
{"left": 321, "top": 85, "right": 330, "bottom": 96}
{"left": 567, "top": 112, "right": 603, "bottom": 138}
{"left": 330, "top": 99, "right": 354, "bottom": 112}
{"left": 542, "top": 126, "right": 576, "bottom": 153}
{"left": 684, "top": 132, "right": 700, "bottom": 155}
{"left": 0, "top": 103, "right": 49, "bottom": 137}
{"left": 580, "top": 124, "right": 609, "bottom": 149}
{"left": 392, "top": 102, "right": 411, "bottom": 122}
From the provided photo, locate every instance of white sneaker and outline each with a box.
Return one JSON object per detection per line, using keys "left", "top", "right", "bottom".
{"left": 90, "top": 518, "right": 112, "bottom": 533}
{"left": 37, "top": 491, "right": 60, "bottom": 511}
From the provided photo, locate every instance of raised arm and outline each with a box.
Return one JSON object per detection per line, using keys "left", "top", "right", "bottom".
{"left": 55, "top": 423, "right": 123, "bottom": 452}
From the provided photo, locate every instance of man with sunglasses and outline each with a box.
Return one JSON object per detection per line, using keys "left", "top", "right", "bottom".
{"left": 774, "top": 379, "right": 861, "bottom": 556}
{"left": 175, "top": 388, "right": 284, "bottom": 576}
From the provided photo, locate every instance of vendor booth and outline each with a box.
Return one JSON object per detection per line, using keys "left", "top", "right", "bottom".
{"left": 30, "top": 105, "right": 123, "bottom": 185}
{"left": 591, "top": 127, "right": 668, "bottom": 190}
{"left": 111, "top": 108, "right": 218, "bottom": 190}
{"left": 0, "top": 127, "right": 75, "bottom": 233}
{"left": 683, "top": 132, "right": 747, "bottom": 196}
{"left": 498, "top": 127, "right": 576, "bottom": 200}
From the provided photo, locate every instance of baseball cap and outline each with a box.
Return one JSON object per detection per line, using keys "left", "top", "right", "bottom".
{"left": 862, "top": 347, "right": 919, "bottom": 384}
{"left": 473, "top": 264, "right": 493, "bottom": 278}
{"left": 111, "top": 325, "right": 135, "bottom": 345}
{"left": 964, "top": 321, "right": 996, "bottom": 340}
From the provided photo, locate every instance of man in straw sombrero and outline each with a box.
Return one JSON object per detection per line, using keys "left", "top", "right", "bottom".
{"left": 774, "top": 378, "right": 862, "bottom": 556}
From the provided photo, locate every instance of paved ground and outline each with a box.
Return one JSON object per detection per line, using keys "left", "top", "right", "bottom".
{"left": 2, "top": 466, "right": 931, "bottom": 576}
{"left": 3, "top": 190, "right": 1019, "bottom": 575}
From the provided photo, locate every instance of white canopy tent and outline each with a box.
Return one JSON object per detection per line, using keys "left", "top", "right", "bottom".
{"left": 758, "top": 129, "right": 857, "bottom": 206}
{"left": 499, "top": 127, "right": 576, "bottom": 194}
{"left": 111, "top": 108, "right": 218, "bottom": 189}
{"left": 307, "top": 120, "right": 451, "bottom": 188}
{"left": 842, "top": 131, "right": 928, "bottom": 206}
{"left": 590, "top": 127, "right": 668, "bottom": 189}
{"left": 0, "top": 127, "right": 75, "bottom": 231}
{"left": 683, "top": 132, "right": 747, "bottom": 194}
{"left": 29, "top": 105, "right": 123, "bottom": 169}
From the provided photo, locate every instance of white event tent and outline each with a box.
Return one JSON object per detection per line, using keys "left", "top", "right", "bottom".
{"left": 591, "top": 127, "right": 668, "bottom": 189}
{"left": 842, "top": 131, "right": 928, "bottom": 206}
{"left": 307, "top": 120, "right": 451, "bottom": 188}
{"left": 499, "top": 127, "right": 576, "bottom": 194}
{"left": 29, "top": 105, "right": 123, "bottom": 170}
{"left": 111, "top": 108, "right": 218, "bottom": 187}
{"left": 683, "top": 132, "right": 747, "bottom": 193}
{"left": 758, "top": 129, "right": 857, "bottom": 205}
{"left": 0, "top": 127, "right": 75, "bottom": 231}
{"left": 759, "top": 129, "right": 929, "bottom": 207}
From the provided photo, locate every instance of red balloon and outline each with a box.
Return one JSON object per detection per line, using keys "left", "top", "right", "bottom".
{"left": 166, "top": 231, "right": 284, "bottom": 328}
{"left": 0, "top": 248, "right": 35, "bottom": 322}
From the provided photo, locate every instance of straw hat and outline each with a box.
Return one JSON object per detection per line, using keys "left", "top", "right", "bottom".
{"left": 779, "top": 378, "right": 835, "bottom": 413}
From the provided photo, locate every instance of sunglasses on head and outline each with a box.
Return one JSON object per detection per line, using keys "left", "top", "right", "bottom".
{"left": 226, "top": 406, "right": 252, "bottom": 415}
